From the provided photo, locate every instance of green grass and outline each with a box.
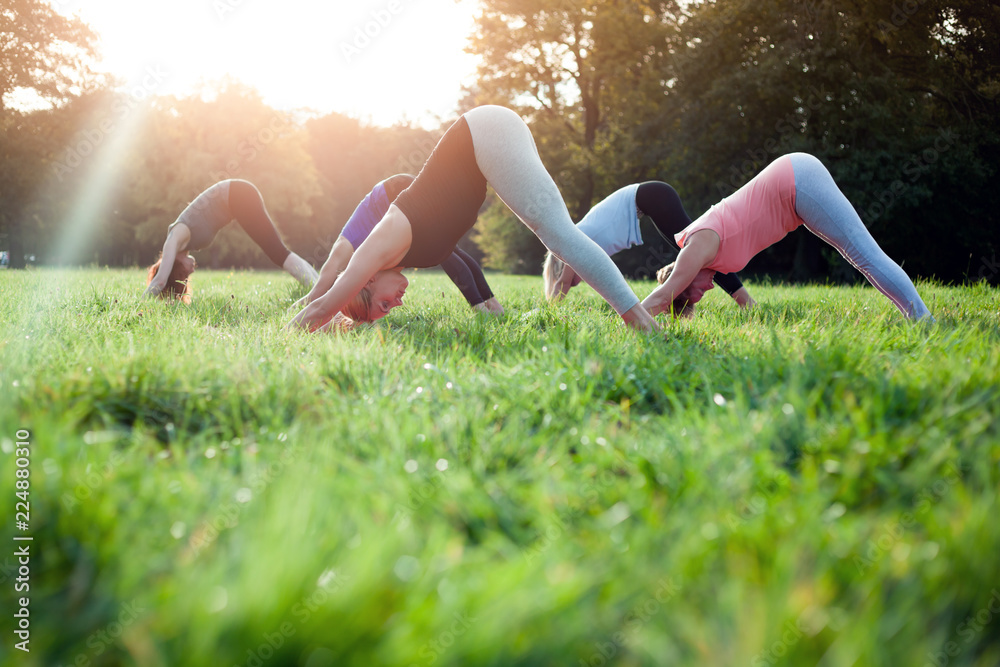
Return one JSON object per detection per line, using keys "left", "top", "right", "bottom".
{"left": 1, "top": 267, "right": 998, "bottom": 667}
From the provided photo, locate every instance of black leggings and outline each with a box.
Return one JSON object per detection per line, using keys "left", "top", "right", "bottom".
{"left": 228, "top": 180, "right": 292, "bottom": 267}
{"left": 635, "top": 181, "right": 745, "bottom": 295}
{"left": 439, "top": 247, "right": 494, "bottom": 306}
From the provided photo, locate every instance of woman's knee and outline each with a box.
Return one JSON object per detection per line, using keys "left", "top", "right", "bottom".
{"left": 465, "top": 105, "right": 533, "bottom": 155}
{"left": 788, "top": 153, "right": 831, "bottom": 182}
{"left": 465, "top": 104, "right": 523, "bottom": 129}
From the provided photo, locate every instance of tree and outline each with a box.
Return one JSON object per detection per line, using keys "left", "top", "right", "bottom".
{"left": 0, "top": 0, "right": 98, "bottom": 268}
{"left": 467, "top": 0, "right": 998, "bottom": 282}
{"left": 660, "top": 0, "right": 999, "bottom": 281}
{"left": 125, "top": 81, "right": 323, "bottom": 270}
{"left": 304, "top": 113, "right": 437, "bottom": 269}
{"left": 467, "top": 0, "right": 682, "bottom": 217}
{"left": 466, "top": 0, "right": 684, "bottom": 275}
{"left": 472, "top": 194, "right": 546, "bottom": 274}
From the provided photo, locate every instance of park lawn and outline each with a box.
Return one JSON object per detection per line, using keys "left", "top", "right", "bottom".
{"left": 0, "top": 267, "right": 998, "bottom": 667}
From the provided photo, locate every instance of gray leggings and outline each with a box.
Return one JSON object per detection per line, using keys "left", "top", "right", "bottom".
{"left": 790, "top": 153, "right": 932, "bottom": 319}
{"left": 463, "top": 106, "right": 640, "bottom": 315}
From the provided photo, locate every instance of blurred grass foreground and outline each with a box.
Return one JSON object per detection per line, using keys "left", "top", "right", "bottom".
{"left": 1, "top": 268, "right": 999, "bottom": 666}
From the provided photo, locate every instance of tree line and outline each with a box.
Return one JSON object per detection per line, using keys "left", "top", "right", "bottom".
{"left": 2, "top": 0, "right": 997, "bottom": 283}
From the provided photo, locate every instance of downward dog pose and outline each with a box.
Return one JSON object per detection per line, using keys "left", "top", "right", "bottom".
{"left": 299, "top": 174, "right": 503, "bottom": 317}
{"left": 642, "top": 153, "right": 933, "bottom": 320}
{"left": 144, "top": 179, "right": 318, "bottom": 300}
{"left": 543, "top": 181, "right": 757, "bottom": 311}
{"left": 289, "top": 105, "right": 657, "bottom": 331}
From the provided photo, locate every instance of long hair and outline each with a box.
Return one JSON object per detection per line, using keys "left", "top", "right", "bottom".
{"left": 341, "top": 285, "right": 373, "bottom": 323}
{"left": 542, "top": 251, "right": 567, "bottom": 300}
{"left": 146, "top": 254, "right": 194, "bottom": 303}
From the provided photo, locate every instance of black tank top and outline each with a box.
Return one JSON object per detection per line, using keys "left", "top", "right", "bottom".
{"left": 382, "top": 173, "right": 414, "bottom": 203}
{"left": 394, "top": 116, "right": 487, "bottom": 268}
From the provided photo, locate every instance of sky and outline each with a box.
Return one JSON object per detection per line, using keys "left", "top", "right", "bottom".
{"left": 50, "top": 0, "right": 481, "bottom": 127}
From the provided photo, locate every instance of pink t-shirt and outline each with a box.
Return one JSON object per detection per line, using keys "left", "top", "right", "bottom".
{"left": 675, "top": 155, "right": 803, "bottom": 273}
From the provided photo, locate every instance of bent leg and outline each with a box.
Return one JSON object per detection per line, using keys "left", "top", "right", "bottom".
{"left": 439, "top": 250, "right": 487, "bottom": 306}
{"left": 464, "top": 105, "right": 639, "bottom": 315}
{"left": 637, "top": 180, "right": 745, "bottom": 296}
{"left": 789, "top": 153, "right": 931, "bottom": 319}
{"left": 228, "top": 179, "right": 293, "bottom": 266}
{"left": 454, "top": 246, "right": 494, "bottom": 302}
{"left": 229, "top": 179, "right": 317, "bottom": 285}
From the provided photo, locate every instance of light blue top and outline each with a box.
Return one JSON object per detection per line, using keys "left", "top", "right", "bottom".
{"left": 575, "top": 183, "right": 642, "bottom": 256}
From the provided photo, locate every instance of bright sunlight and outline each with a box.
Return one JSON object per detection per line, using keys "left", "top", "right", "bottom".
{"left": 58, "top": 0, "right": 480, "bottom": 126}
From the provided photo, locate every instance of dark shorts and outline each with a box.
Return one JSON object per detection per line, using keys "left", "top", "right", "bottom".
{"left": 395, "top": 116, "right": 487, "bottom": 268}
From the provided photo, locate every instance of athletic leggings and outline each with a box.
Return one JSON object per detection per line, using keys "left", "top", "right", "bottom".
{"left": 789, "top": 153, "right": 932, "bottom": 319}
{"left": 439, "top": 246, "right": 494, "bottom": 306}
{"left": 636, "top": 181, "right": 746, "bottom": 295}
{"left": 228, "top": 180, "right": 292, "bottom": 267}
{"left": 464, "top": 106, "right": 639, "bottom": 315}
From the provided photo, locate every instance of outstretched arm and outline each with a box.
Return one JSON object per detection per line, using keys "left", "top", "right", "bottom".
{"left": 144, "top": 225, "right": 190, "bottom": 297}
{"left": 287, "top": 206, "right": 412, "bottom": 331}
{"left": 295, "top": 236, "right": 355, "bottom": 309}
{"left": 731, "top": 287, "right": 757, "bottom": 308}
{"left": 643, "top": 230, "right": 718, "bottom": 317}
{"left": 711, "top": 271, "right": 756, "bottom": 308}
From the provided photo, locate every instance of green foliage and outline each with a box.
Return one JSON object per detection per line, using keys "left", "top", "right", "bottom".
{"left": 3, "top": 0, "right": 999, "bottom": 285}
{"left": 1, "top": 268, "right": 999, "bottom": 665}
{"left": 472, "top": 195, "right": 546, "bottom": 274}
{"left": 304, "top": 113, "right": 438, "bottom": 267}
{"left": 0, "top": 0, "right": 99, "bottom": 109}
{"left": 469, "top": 0, "right": 999, "bottom": 283}
{"left": 121, "top": 81, "right": 324, "bottom": 270}
{"left": 0, "top": 0, "right": 99, "bottom": 269}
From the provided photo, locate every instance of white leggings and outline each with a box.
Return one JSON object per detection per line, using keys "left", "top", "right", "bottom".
{"left": 463, "top": 106, "right": 640, "bottom": 315}
{"left": 790, "top": 153, "right": 932, "bottom": 320}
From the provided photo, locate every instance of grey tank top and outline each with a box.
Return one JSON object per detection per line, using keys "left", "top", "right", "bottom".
{"left": 168, "top": 180, "right": 233, "bottom": 250}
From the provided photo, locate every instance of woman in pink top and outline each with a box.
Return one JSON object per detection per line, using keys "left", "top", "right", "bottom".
{"left": 643, "top": 153, "right": 932, "bottom": 320}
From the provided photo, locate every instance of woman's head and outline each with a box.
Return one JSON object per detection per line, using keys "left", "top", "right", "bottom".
{"left": 655, "top": 262, "right": 716, "bottom": 317}
{"left": 342, "top": 269, "right": 409, "bottom": 323}
{"left": 542, "top": 251, "right": 581, "bottom": 300}
{"left": 147, "top": 253, "right": 196, "bottom": 303}
{"left": 681, "top": 268, "right": 716, "bottom": 304}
